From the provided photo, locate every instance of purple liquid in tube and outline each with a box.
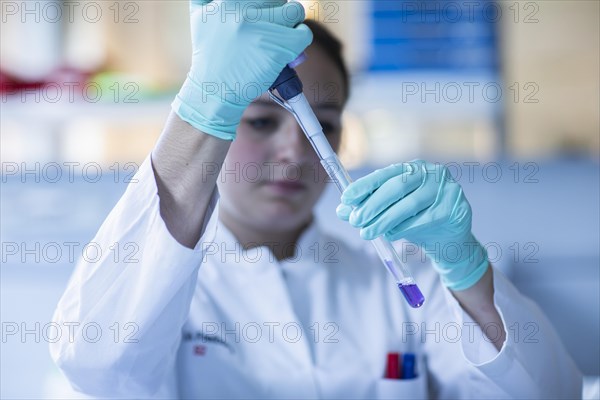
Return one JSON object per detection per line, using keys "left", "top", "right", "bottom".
{"left": 398, "top": 283, "right": 425, "bottom": 308}
{"left": 384, "top": 260, "right": 425, "bottom": 308}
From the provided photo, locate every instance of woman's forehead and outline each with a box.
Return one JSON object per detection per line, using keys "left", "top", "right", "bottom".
{"left": 296, "top": 45, "right": 346, "bottom": 107}
{"left": 248, "top": 50, "right": 345, "bottom": 111}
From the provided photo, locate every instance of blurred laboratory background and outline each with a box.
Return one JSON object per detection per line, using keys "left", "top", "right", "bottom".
{"left": 1, "top": 1, "right": 599, "bottom": 398}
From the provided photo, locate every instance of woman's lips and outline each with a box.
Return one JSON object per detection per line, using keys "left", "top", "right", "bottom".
{"left": 264, "top": 180, "right": 307, "bottom": 195}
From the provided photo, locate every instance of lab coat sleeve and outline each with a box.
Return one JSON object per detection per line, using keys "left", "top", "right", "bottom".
{"left": 443, "top": 268, "right": 583, "bottom": 399}
{"left": 49, "top": 155, "right": 219, "bottom": 398}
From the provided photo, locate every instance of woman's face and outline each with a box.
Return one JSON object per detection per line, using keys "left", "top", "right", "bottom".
{"left": 218, "top": 44, "right": 346, "bottom": 234}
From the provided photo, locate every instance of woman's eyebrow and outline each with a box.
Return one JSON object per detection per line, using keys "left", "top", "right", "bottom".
{"left": 250, "top": 99, "right": 280, "bottom": 108}
{"left": 250, "top": 98, "right": 342, "bottom": 112}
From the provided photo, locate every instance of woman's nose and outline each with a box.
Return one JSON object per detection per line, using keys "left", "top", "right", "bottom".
{"left": 274, "top": 120, "right": 310, "bottom": 162}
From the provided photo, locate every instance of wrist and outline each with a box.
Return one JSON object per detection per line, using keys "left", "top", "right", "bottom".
{"left": 429, "top": 232, "right": 489, "bottom": 291}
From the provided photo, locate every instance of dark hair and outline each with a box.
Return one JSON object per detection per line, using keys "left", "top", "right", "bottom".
{"left": 303, "top": 19, "right": 350, "bottom": 103}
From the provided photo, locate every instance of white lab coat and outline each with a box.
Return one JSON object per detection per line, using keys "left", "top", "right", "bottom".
{"left": 50, "top": 156, "right": 582, "bottom": 399}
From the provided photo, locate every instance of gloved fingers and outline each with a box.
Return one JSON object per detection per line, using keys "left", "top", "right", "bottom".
{"left": 384, "top": 179, "right": 472, "bottom": 242}
{"left": 382, "top": 211, "right": 432, "bottom": 243}
{"left": 190, "top": 0, "right": 213, "bottom": 13}
{"left": 192, "top": 1, "right": 301, "bottom": 28}
{"left": 293, "top": 23, "right": 313, "bottom": 48}
{"left": 191, "top": 0, "right": 213, "bottom": 6}
{"left": 341, "top": 163, "right": 416, "bottom": 207}
{"left": 336, "top": 203, "right": 352, "bottom": 221}
{"left": 358, "top": 180, "right": 438, "bottom": 240}
{"left": 251, "top": 1, "right": 305, "bottom": 27}
{"left": 223, "top": 0, "right": 286, "bottom": 5}
{"left": 347, "top": 172, "right": 422, "bottom": 228}
{"left": 256, "top": 22, "right": 313, "bottom": 65}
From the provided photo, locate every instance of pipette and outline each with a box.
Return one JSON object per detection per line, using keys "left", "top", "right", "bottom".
{"left": 269, "top": 62, "right": 425, "bottom": 308}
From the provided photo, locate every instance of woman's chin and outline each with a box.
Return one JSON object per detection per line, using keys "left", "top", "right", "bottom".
{"left": 253, "top": 207, "right": 312, "bottom": 232}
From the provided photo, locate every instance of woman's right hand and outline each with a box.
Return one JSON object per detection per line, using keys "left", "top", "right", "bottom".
{"left": 172, "top": 0, "right": 313, "bottom": 141}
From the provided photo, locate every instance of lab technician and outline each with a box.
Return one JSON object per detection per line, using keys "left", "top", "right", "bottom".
{"left": 50, "top": 1, "right": 582, "bottom": 398}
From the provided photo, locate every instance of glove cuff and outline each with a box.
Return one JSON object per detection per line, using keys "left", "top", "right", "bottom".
{"left": 172, "top": 74, "right": 246, "bottom": 141}
{"left": 442, "top": 252, "right": 489, "bottom": 291}
{"left": 435, "top": 233, "right": 490, "bottom": 291}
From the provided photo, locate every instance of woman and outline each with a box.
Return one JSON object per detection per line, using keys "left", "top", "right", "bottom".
{"left": 50, "top": 1, "right": 581, "bottom": 398}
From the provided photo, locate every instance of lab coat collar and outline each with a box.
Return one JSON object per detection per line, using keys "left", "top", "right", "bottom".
{"left": 213, "top": 218, "right": 322, "bottom": 274}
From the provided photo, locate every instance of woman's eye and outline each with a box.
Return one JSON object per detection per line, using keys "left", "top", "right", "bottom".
{"left": 246, "top": 118, "right": 277, "bottom": 131}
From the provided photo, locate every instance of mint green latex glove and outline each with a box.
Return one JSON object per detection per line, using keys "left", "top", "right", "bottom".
{"left": 336, "top": 160, "right": 489, "bottom": 291}
{"left": 172, "top": 0, "right": 312, "bottom": 140}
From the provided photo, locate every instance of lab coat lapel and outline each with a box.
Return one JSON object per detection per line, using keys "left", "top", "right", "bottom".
{"left": 208, "top": 222, "right": 317, "bottom": 372}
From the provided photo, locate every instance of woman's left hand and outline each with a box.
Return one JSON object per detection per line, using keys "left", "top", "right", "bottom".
{"left": 336, "top": 160, "right": 489, "bottom": 291}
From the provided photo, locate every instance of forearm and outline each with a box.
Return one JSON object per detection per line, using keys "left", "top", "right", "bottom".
{"left": 152, "top": 112, "right": 231, "bottom": 248}
{"left": 452, "top": 268, "right": 582, "bottom": 398}
{"left": 451, "top": 264, "right": 506, "bottom": 351}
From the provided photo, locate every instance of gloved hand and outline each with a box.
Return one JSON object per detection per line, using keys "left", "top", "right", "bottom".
{"left": 172, "top": 0, "right": 312, "bottom": 140}
{"left": 336, "top": 160, "right": 489, "bottom": 291}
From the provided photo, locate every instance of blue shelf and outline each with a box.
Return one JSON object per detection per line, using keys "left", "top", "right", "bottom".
{"left": 369, "top": 0, "right": 500, "bottom": 72}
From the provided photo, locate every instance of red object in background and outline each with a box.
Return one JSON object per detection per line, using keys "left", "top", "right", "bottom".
{"left": 194, "top": 345, "right": 206, "bottom": 356}
{"left": 0, "top": 67, "right": 94, "bottom": 94}
{"left": 384, "top": 352, "right": 402, "bottom": 379}
{"left": 0, "top": 70, "right": 45, "bottom": 93}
